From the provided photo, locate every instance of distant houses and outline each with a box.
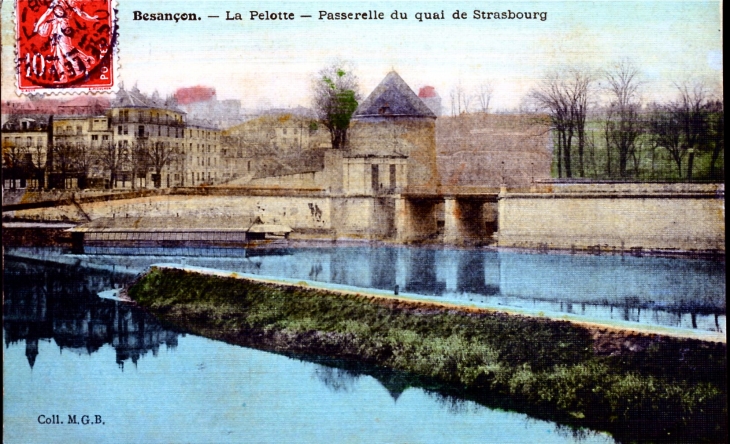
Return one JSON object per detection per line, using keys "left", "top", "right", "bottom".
{"left": 2, "top": 75, "right": 551, "bottom": 192}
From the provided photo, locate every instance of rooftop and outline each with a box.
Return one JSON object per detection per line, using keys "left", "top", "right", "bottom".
{"left": 353, "top": 71, "right": 436, "bottom": 119}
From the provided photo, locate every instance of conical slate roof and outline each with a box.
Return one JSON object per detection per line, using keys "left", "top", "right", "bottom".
{"left": 353, "top": 71, "right": 436, "bottom": 119}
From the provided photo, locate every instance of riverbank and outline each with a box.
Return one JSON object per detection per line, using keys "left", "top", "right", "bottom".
{"left": 129, "top": 266, "right": 727, "bottom": 443}
{"left": 3, "top": 183, "right": 724, "bottom": 252}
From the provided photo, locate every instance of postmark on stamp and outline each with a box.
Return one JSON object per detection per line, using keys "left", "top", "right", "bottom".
{"left": 15, "top": 0, "right": 117, "bottom": 94}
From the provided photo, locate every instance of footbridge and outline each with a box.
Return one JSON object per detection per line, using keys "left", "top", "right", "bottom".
{"left": 396, "top": 187, "right": 500, "bottom": 244}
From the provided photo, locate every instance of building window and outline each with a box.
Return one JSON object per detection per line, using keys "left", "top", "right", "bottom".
{"left": 390, "top": 164, "right": 397, "bottom": 191}
{"left": 118, "top": 125, "right": 122, "bottom": 135}
{"left": 102, "top": 135, "right": 109, "bottom": 141}
{"left": 124, "top": 126, "right": 129, "bottom": 135}
{"left": 92, "top": 135, "right": 99, "bottom": 141}
{"left": 371, "top": 164, "right": 379, "bottom": 192}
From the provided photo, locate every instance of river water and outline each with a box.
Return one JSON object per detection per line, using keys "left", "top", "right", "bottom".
{"left": 3, "top": 246, "right": 725, "bottom": 443}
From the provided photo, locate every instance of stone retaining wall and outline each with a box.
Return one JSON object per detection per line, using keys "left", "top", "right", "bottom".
{"left": 498, "top": 184, "right": 725, "bottom": 253}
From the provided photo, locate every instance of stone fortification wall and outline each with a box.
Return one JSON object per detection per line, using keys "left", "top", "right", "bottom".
{"left": 348, "top": 118, "right": 439, "bottom": 192}
{"left": 497, "top": 183, "right": 724, "bottom": 253}
{"left": 9, "top": 193, "right": 399, "bottom": 241}
{"left": 246, "top": 171, "right": 325, "bottom": 189}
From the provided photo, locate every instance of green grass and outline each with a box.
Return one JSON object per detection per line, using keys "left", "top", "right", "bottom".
{"left": 551, "top": 122, "right": 725, "bottom": 182}
{"left": 130, "top": 267, "right": 727, "bottom": 442}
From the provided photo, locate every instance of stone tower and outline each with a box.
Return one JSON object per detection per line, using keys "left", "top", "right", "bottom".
{"left": 348, "top": 71, "right": 440, "bottom": 193}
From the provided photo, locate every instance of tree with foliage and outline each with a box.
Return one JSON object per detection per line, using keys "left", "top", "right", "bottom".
{"left": 312, "top": 63, "right": 360, "bottom": 149}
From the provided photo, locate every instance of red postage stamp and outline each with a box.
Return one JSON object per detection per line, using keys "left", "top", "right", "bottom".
{"left": 14, "top": 0, "right": 117, "bottom": 93}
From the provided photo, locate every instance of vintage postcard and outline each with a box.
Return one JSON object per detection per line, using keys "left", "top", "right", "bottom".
{"left": 2, "top": 1, "right": 725, "bottom": 443}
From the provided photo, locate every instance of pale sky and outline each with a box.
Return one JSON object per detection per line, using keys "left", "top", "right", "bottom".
{"left": 1, "top": 0, "right": 723, "bottom": 111}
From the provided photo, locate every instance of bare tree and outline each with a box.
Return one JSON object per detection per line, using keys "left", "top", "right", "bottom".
{"left": 603, "top": 60, "right": 643, "bottom": 178}
{"left": 75, "top": 143, "right": 94, "bottom": 189}
{"left": 312, "top": 63, "right": 360, "bottom": 149}
{"left": 148, "top": 141, "right": 176, "bottom": 188}
{"left": 449, "top": 88, "right": 457, "bottom": 116}
{"left": 647, "top": 103, "right": 684, "bottom": 177}
{"left": 567, "top": 69, "right": 593, "bottom": 178}
{"left": 705, "top": 100, "right": 724, "bottom": 179}
{"left": 476, "top": 81, "right": 495, "bottom": 114}
{"left": 28, "top": 142, "right": 48, "bottom": 189}
{"left": 675, "top": 80, "right": 709, "bottom": 151}
{"left": 530, "top": 67, "right": 593, "bottom": 178}
{"left": 130, "top": 141, "right": 150, "bottom": 190}
{"left": 97, "top": 140, "right": 121, "bottom": 188}
{"left": 648, "top": 80, "right": 711, "bottom": 179}
{"left": 530, "top": 71, "right": 572, "bottom": 177}
{"left": 675, "top": 80, "right": 710, "bottom": 179}
{"left": 2, "top": 139, "right": 28, "bottom": 190}
{"left": 48, "top": 142, "right": 76, "bottom": 189}
{"left": 450, "top": 81, "right": 471, "bottom": 115}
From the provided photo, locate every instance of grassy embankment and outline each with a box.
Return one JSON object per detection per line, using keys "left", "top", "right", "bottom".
{"left": 129, "top": 267, "right": 727, "bottom": 443}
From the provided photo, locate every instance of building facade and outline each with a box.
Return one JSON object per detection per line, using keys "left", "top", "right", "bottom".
{"left": 2, "top": 118, "right": 50, "bottom": 189}
{"left": 2, "top": 86, "right": 223, "bottom": 190}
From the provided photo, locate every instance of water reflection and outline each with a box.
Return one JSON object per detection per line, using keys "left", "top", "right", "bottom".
{"left": 405, "top": 249, "right": 446, "bottom": 294}
{"left": 5, "top": 246, "right": 726, "bottom": 333}
{"left": 3, "top": 256, "right": 616, "bottom": 443}
{"left": 3, "top": 258, "right": 179, "bottom": 370}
